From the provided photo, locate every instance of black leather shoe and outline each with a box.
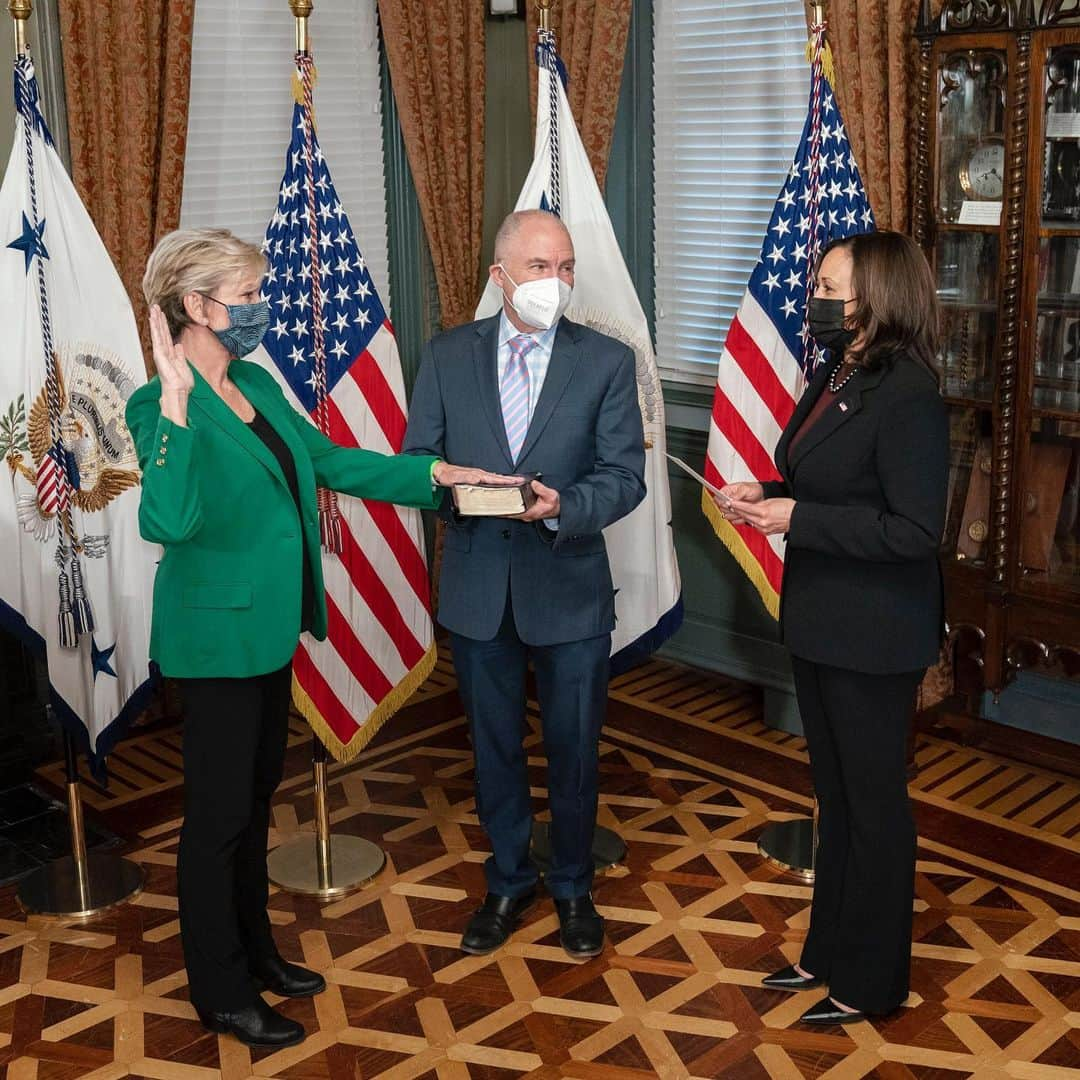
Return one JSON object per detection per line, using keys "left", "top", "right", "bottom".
{"left": 196, "top": 998, "right": 305, "bottom": 1047}
{"left": 460, "top": 889, "right": 537, "bottom": 955}
{"left": 250, "top": 954, "right": 327, "bottom": 998}
{"left": 554, "top": 895, "right": 605, "bottom": 959}
{"left": 762, "top": 964, "right": 824, "bottom": 992}
{"left": 799, "top": 996, "right": 866, "bottom": 1025}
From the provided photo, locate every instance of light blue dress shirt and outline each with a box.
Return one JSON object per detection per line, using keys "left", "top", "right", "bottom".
{"left": 497, "top": 311, "right": 558, "bottom": 423}
{"left": 497, "top": 311, "right": 560, "bottom": 526}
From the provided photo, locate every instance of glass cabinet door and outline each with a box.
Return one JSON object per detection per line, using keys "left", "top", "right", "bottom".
{"left": 1035, "top": 237, "right": 1080, "bottom": 415}
{"left": 943, "top": 407, "right": 995, "bottom": 566}
{"left": 1043, "top": 46, "right": 1080, "bottom": 226}
{"left": 1018, "top": 421, "right": 1079, "bottom": 590}
{"left": 1019, "top": 43, "right": 1080, "bottom": 597}
{"left": 937, "top": 51, "right": 1008, "bottom": 224}
{"left": 938, "top": 232, "right": 1000, "bottom": 403}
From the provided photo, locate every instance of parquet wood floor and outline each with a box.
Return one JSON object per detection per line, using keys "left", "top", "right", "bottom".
{"left": 2, "top": 652, "right": 1078, "bottom": 1078}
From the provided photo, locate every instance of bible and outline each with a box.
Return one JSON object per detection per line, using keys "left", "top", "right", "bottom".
{"left": 451, "top": 476, "right": 539, "bottom": 517}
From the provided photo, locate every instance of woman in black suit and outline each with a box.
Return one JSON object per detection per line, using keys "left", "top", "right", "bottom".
{"left": 721, "top": 230, "right": 949, "bottom": 1024}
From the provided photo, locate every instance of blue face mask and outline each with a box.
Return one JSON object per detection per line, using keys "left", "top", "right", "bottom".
{"left": 201, "top": 293, "right": 270, "bottom": 358}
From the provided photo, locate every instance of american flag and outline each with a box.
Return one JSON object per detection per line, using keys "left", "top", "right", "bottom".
{"left": 255, "top": 56, "right": 435, "bottom": 761}
{"left": 702, "top": 24, "right": 874, "bottom": 619}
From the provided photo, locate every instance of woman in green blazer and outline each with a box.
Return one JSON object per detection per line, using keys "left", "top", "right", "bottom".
{"left": 128, "top": 229, "right": 514, "bottom": 1050}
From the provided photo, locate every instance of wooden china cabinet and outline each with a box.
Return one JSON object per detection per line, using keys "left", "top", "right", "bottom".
{"left": 913, "top": 0, "right": 1080, "bottom": 756}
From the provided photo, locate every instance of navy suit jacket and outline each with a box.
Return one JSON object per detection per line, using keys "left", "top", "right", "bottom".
{"left": 403, "top": 313, "right": 646, "bottom": 646}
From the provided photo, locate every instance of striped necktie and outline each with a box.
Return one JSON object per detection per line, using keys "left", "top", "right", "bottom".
{"left": 500, "top": 333, "right": 537, "bottom": 462}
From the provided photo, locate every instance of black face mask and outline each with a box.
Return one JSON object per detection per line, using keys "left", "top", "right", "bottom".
{"left": 808, "top": 296, "right": 858, "bottom": 353}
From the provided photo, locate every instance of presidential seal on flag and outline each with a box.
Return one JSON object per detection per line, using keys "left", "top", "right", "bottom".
{"left": 7, "top": 347, "right": 141, "bottom": 539}
{"left": 0, "top": 54, "right": 156, "bottom": 764}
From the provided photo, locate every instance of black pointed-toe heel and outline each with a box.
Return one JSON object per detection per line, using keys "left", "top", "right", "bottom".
{"left": 799, "top": 995, "right": 866, "bottom": 1025}
{"left": 762, "top": 964, "right": 824, "bottom": 991}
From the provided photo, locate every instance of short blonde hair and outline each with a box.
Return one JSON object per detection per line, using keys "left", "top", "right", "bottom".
{"left": 143, "top": 228, "right": 267, "bottom": 338}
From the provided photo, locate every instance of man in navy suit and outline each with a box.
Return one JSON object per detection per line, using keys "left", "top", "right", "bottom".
{"left": 403, "top": 209, "right": 645, "bottom": 958}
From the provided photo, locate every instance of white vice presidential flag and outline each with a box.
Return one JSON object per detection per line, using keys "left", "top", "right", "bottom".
{"left": 0, "top": 56, "right": 156, "bottom": 762}
{"left": 477, "top": 31, "right": 682, "bottom": 668}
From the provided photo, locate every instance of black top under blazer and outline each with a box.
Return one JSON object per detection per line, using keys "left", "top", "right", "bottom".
{"left": 762, "top": 354, "right": 949, "bottom": 675}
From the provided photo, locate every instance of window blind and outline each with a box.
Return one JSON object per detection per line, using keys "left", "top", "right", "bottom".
{"left": 654, "top": 0, "right": 809, "bottom": 382}
{"left": 180, "top": 0, "right": 391, "bottom": 315}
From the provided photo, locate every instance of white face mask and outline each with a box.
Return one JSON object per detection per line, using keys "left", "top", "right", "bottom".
{"left": 499, "top": 265, "right": 573, "bottom": 331}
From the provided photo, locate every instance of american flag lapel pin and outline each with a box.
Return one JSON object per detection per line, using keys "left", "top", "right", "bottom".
{"left": 839, "top": 401, "right": 849, "bottom": 412}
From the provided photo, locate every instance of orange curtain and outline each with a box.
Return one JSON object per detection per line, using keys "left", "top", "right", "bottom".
{"left": 57, "top": 1, "right": 195, "bottom": 365}
{"left": 526, "top": 0, "right": 633, "bottom": 191}
{"left": 378, "top": 1, "right": 486, "bottom": 330}
{"left": 817, "top": 0, "right": 927, "bottom": 231}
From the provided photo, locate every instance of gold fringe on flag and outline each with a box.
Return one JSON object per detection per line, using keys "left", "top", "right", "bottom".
{"left": 290, "top": 641, "right": 438, "bottom": 763}
{"left": 291, "top": 62, "right": 317, "bottom": 118}
{"left": 700, "top": 489, "right": 781, "bottom": 621}
{"left": 805, "top": 33, "right": 836, "bottom": 87}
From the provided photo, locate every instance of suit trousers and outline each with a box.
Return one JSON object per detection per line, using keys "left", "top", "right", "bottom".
{"left": 176, "top": 664, "right": 292, "bottom": 1012}
{"left": 450, "top": 593, "right": 611, "bottom": 901}
{"left": 791, "top": 656, "right": 924, "bottom": 1014}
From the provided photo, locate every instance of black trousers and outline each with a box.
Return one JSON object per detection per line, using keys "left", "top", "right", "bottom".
{"left": 176, "top": 664, "right": 292, "bottom": 1012}
{"left": 450, "top": 595, "right": 610, "bottom": 901}
{"left": 791, "top": 656, "right": 924, "bottom": 1014}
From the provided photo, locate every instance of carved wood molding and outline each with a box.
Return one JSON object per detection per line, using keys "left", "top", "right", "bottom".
{"left": 914, "top": 38, "right": 934, "bottom": 249}
{"left": 1042, "top": 0, "right": 1080, "bottom": 26}
{"left": 941, "top": 0, "right": 1015, "bottom": 31}
{"left": 1006, "top": 636, "right": 1080, "bottom": 678}
{"left": 939, "top": 51, "right": 1008, "bottom": 111}
{"left": 992, "top": 28, "right": 1031, "bottom": 584}
{"left": 948, "top": 622, "right": 989, "bottom": 696}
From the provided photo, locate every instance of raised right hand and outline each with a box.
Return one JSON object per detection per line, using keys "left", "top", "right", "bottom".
{"left": 150, "top": 304, "right": 194, "bottom": 396}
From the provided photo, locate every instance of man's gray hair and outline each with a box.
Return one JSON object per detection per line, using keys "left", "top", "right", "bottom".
{"left": 493, "top": 209, "right": 570, "bottom": 263}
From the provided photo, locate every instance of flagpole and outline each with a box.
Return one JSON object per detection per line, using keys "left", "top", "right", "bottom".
{"left": 9, "top": 0, "right": 29, "bottom": 54}
{"left": 754, "top": 0, "right": 831, "bottom": 884}
{"left": 19, "top": 727, "right": 145, "bottom": 916}
{"left": 291, "top": 0, "right": 310, "bottom": 54}
{"left": 9, "top": 0, "right": 144, "bottom": 920}
{"left": 266, "top": 0, "right": 387, "bottom": 900}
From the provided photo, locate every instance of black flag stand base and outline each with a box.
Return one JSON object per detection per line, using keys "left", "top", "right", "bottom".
{"left": 267, "top": 736, "right": 385, "bottom": 900}
{"left": 758, "top": 803, "right": 817, "bottom": 884}
{"left": 19, "top": 732, "right": 144, "bottom": 918}
{"left": 530, "top": 823, "right": 627, "bottom": 875}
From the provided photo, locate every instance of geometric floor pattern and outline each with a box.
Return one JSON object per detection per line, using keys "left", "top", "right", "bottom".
{"left": 1, "top": 652, "right": 1079, "bottom": 1078}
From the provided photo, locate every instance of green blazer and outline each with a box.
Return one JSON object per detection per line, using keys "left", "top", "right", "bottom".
{"left": 126, "top": 359, "right": 440, "bottom": 679}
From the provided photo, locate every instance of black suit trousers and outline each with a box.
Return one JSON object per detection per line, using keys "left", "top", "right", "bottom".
{"left": 791, "top": 656, "right": 923, "bottom": 1014}
{"left": 176, "top": 664, "right": 292, "bottom": 1011}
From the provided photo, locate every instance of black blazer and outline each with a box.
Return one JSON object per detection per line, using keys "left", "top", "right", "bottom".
{"left": 762, "top": 354, "right": 949, "bottom": 674}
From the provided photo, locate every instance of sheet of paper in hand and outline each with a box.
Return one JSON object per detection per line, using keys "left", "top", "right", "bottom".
{"left": 665, "top": 454, "right": 734, "bottom": 508}
{"left": 452, "top": 477, "right": 539, "bottom": 517}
